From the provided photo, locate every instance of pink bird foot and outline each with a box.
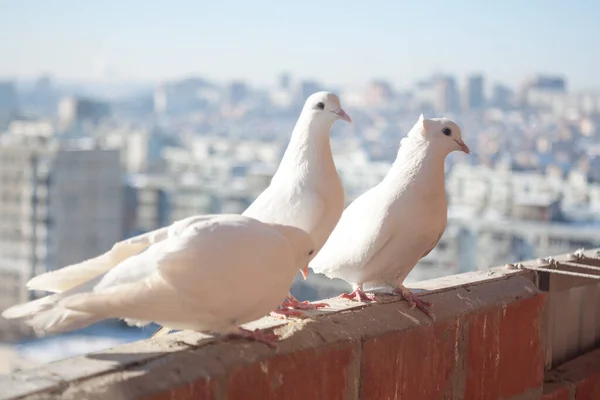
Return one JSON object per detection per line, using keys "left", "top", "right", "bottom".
{"left": 284, "top": 294, "right": 329, "bottom": 310}
{"left": 338, "top": 288, "right": 376, "bottom": 302}
{"left": 394, "top": 286, "right": 436, "bottom": 321}
{"left": 269, "top": 294, "right": 329, "bottom": 319}
{"left": 224, "top": 328, "right": 279, "bottom": 349}
{"left": 269, "top": 307, "right": 305, "bottom": 319}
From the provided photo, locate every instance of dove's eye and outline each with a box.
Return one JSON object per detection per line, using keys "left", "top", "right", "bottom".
{"left": 315, "top": 102, "right": 325, "bottom": 110}
{"left": 308, "top": 250, "right": 315, "bottom": 256}
{"left": 442, "top": 127, "right": 452, "bottom": 136}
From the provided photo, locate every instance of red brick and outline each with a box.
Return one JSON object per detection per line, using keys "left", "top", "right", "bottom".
{"left": 143, "top": 379, "right": 218, "bottom": 400}
{"left": 361, "top": 319, "right": 459, "bottom": 400}
{"left": 226, "top": 341, "right": 356, "bottom": 400}
{"left": 465, "top": 294, "right": 546, "bottom": 399}
{"left": 575, "top": 374, "right": 600, "bottom": 399}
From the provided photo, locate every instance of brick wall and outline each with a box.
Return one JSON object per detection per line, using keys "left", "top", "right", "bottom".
{"left": 1, "top": 267, "right": 600, "bottom": 400}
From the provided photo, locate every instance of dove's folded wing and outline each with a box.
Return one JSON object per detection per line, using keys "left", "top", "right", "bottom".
{"left": 26, "top": 226, "right": 172, "bottom": 293}
{"left": 26, "top": 214, "right": 219, "bottom": 294}
{"left": 310, "top": 190, "right": 391, "bottom": 276}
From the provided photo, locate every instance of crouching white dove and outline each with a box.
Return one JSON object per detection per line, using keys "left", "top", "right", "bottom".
{"left": 242, "top": 91, "right": 350, "bottom": 318}
{"left": 2, "top": 215, "right": 314, "bottom": 346}
{"left": 309, "top": 115, "right": 470, "bottom": 320}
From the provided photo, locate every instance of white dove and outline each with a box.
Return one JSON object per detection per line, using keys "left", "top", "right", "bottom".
{"left": 242, "top": 91, "right": 350, "bottom": 318}
{"left": 2, "top": 215, "right": 314, "bottom": 346}
{"left": 150, "top": 92, "right": 351, "bottom": 338}
{"left": 309, "top": 115, "right": 470, "bottom": 320}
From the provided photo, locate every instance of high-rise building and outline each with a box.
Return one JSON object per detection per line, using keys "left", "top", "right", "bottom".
{"left": 298, "top": 80, "right": 322, "bottom": 100}
{"left": 0, "top": 139, "right": 123, "bottom": 310}
{"left": 490, "top": 84, "right": 514, "bottom": 109}
{"left": 465, "top": 74, "right": 485, "bottom": 111}
{"left": 0, "top": 81, "right": 18, "bottom": 130}
{"left": 278, "top": 73, "right": 291, "bottom": 90}
{"left": 123, "top": 177, "right": 170, "bottom": 238}
{"left": 518, "top": 75, "right": 567, "bottom": 106}
{"left": 365, "top": 80, "right": 394, "bottom": 107}
{"left": 58, "top": 96, "right": 110, "bottom": 131}
{"left": 434, "top": 75, "right": 460, "bottom": 114}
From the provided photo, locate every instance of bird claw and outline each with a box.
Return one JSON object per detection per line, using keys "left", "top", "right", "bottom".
{"left": 270, "top": 307, "right": 306, "bottom": 319}
{"left": 394, "top": 287, "right": 436, "bottom": 321}
{"left": 338, "top": 288, "right": 376, "bottom": 302}
{"left": 283, "top": 295, "right": 329, "bottom": 310}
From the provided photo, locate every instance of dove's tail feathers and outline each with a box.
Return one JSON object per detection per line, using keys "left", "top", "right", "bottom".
{"left": 151, "top": 326, "right": 172, "bottom": 338}
{"left": 1, "top": 293, "right": 62, "bottom": 320}
{"left": 26, "top": 254, "right": 114, "bottom": 293}
{"left": 2, "top": 292, "right": 104, "bottom": 334}
{"left": 26, "top": 308, "right": 101, "bottom": 335}
{"left": 26, "top": 238, "right": 154, "bottom": 293}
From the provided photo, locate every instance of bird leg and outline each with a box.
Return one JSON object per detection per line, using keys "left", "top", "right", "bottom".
{"left": 393, "top": 284, "right": 436, "bottom": 321}
{"left": 338, "top": 285, "right": 377, "bottom": 302}
{"left": 269, "top": 293, "right": 329, "bottom": 319}
{"left": 223, "top": 328, "right": 279, "bottom": 349}
{"left": 269, "top": 306, "right": 305, "bottom": 319}
{"left": 283, "top": 293, "right": 329, "bottom": 310}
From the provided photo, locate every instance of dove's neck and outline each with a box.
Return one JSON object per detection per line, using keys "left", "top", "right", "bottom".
{"left": 383, "top": 136, "right": 447, "bottom": 191}
{"left": 273, "top": 115, "right": 335, "bottom": 181}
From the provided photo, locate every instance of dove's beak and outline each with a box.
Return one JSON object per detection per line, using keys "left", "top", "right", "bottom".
{"left": 300, "top": 265, "right": 309, "bottom": 280}
{"left": 455, "top": 139, "right": 471, "bottom": 155}
{"left": 333, "top": 108, "right": 352, "bottom": 123}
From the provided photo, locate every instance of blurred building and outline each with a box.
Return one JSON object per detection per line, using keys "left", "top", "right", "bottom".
{"left": 519, "top": 75, "right": 567, "bottom": 108}
{"left": 278, "top": 73, "right": 292, "bottom": 91}
{"left": 58, "top": 97, "right": 110, "bottom": 131}
{"left": 123, "top": 176, "right": 171, "bottom": 237}
{"left": 434, "top": 75, "right": 460, "bottom": 114}
{"left": 228, "top": 81, "right": 249, "bottom": 105}
{"left": 0, "top": 140, "right": 123, "bottom": 311}
{"left": 365, "top": 80, "right": 394, "bottom": 108}
{"left": 490, "top": 84, "right": 514, "bottom": 109}
{"left": 464, "top": 74, "right": 485, "bottom": 111}
{"left": 0, "top": 81, "right": 18, "bottom": 130}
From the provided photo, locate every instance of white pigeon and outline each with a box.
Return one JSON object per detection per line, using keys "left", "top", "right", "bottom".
{"left": 309, "top": 115, "right": 470, "bottom": 320}
{"left": 242, "top": 91, "right": 351, "bottom": 317}
{"left": 2, "top": 214, "right": 314, "bottom": 345}
{"left": 149, "top": 92, "right": 351, "bottom": 338}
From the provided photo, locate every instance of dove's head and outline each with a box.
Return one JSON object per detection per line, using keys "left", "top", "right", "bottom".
{"left": 412, "top": 114, "right": 470, "bottom": 156}
{"left": 302, "top": 91, "right": 352, "bottom": 125}
{"left": 268, "top": 223, "right": 315, "bottom": 280}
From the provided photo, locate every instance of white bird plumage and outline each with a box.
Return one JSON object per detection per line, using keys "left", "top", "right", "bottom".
{"left": 2, "top": 215, "right": 314, "bottom": 339}
{"left": 309, "top": 114, "right": 470, "bottom": 320}
{"left": 242, "top": 91, "right": 350, "bottom": 316}
{"left": 148, "top": 91, "right": 351, "bottom": 337}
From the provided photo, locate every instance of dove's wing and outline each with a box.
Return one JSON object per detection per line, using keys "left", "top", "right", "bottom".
{"left": 243, "top": 184, "right": 325, "bottom": 239}
{"left": 310, "top": 187, "right": 394, "bottom": 280}
{"left": 26, "top": 215, "right": 219, "bottom": 293}
{"left": 26, "top": 227, "right": 171, "bottom": 293}
{"left": 62, "top": 217, "right": 297, "bottom": 331}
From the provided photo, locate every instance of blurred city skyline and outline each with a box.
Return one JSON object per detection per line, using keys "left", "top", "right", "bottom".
{"left": 1, "top": 0, "right": 599, "bottom": 90}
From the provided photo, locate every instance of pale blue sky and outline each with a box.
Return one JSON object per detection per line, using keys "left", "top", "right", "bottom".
{"left": 1, "top": 0, "right": 598, "bottom": 90}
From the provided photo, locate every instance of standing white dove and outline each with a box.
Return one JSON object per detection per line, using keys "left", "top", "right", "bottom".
{"left": 148, "top": 92, "right": 351, "bottom": 338}
{"left": 2, "top": 214, "right": 315, "bottom": 346}
{"left": 243, "top": 91, "right": 351, "bottom": 318}
{"left": 309, "top": 115, "right": 470, "bottom": 320}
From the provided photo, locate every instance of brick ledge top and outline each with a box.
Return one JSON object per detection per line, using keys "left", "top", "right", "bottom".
{"left": 0, "top": 261, "right": 550, "bottom": 400}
